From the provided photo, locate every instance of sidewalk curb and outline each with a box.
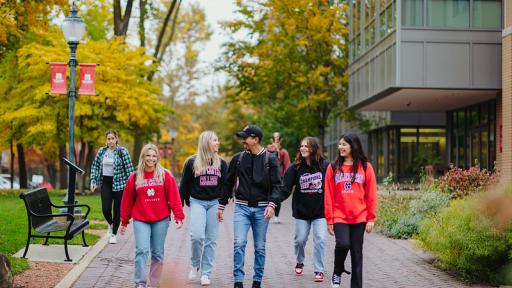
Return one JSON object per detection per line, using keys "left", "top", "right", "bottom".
{"left": 54, "top": 233, "right": 109, "bottom": 288}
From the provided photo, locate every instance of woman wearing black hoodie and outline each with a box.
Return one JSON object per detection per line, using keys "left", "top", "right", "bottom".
{"left": 281, "top": 137, "right": 329, "bottom": 283}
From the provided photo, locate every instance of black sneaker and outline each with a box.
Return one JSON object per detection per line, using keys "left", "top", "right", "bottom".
{"left": 331, "top": 274, "right": 341, "bottom": 288}
{"left": 251, "top": 281, "right": 261, "bottom": 288}
{"left": 234, "top": 282, "right": 244, "bottom": 288}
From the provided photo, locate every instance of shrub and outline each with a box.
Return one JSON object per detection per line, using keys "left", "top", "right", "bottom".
{"left": 437, "top": 167, "right": 499, "bottom": 199}
{"left": 375, "top": 194, "right": 416, "bottom": 236}
{"left": 417, "top": 195, "right": 511, "bottom": 284}
{"left": 386, "top": 191, "right": 451, "bottom": 239}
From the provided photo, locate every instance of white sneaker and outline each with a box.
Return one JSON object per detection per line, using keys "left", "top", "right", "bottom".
{"left": 200, "top": 275, "right": 211, "bottom": 286}
{"left": 188, "top": 267, "right": 198, "bottom": 280}
{"left": 107, "top": 224, "right": 113, "bottom": 237}
{"left": 108, "top": 234, "right": 117, "bottom": 244}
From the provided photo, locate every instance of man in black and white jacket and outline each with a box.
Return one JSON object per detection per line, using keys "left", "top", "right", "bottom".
{"left": 217, "top": 124, "right": 282, "bottom": 288}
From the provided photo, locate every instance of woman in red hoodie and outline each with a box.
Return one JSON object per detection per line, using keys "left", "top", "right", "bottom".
{"left": 120, "top": 143, "right": 185, "bottom": 288}
{"left": 324, "top": 133, "right": 377, "bottom": 288}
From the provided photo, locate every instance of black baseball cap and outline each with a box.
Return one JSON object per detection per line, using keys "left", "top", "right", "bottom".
{"left": 236, "top": 125, "right": 263, "bottom": 140}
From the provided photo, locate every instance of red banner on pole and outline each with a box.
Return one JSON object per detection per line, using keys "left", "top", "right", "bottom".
{"left": 50, "top": 62, "right": 67, "bottom": 94}
{"left": 79, "top": 63, "right": 96, "bottom": 95}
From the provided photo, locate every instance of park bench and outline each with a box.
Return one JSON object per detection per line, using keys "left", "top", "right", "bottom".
{"left": 19, "top": 188, "right": 90, "bottom": 262}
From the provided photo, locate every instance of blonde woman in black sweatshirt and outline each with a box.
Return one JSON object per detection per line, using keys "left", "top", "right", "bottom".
{"left": 179, "top": 131, "right": 228, "bottom": 286}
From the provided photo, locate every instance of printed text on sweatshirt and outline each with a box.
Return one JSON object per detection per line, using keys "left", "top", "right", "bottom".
{"left": 324, "top": 162, "right": 377, "bottom": 225}
{"left": 121, "top": 170, "right": 184, "bottom": 226}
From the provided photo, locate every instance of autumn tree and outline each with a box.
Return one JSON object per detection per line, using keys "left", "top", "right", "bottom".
{"left": 221, "top": 0, "right": 349, "bottom": 150}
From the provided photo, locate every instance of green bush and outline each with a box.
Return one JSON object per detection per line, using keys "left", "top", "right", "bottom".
{"left": 417, "top": 195, "right": 511, "bottom": 284}
{"left": 383, "top": 191, "right": 451, "bottom": 239}
{"left": 375, "top": 193, "right": 417, "bottom": 236}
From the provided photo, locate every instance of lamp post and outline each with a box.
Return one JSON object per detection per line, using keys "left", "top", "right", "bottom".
{"left": 61, "top": 2, "right": 85, "bottom": 212}
{"left": 62, "top": 1, "right": 85, "bottom": 164}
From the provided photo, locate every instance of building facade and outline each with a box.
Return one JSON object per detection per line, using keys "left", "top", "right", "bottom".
{"left": 330, "top": 0, "right": 503, "bottom": 182}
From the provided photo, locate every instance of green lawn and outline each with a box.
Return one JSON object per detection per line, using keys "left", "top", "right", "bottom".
{"left": 0, "top": 190, "right": 105, "bottom": 274}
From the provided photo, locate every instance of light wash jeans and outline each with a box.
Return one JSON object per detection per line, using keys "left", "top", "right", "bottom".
{"left": 189, "top": 197, "right": 220, "bottom": 277}
{"left": 133, "top": 218, "right": 169, "bottom": 287}
{"left": 233, "top": 204, "right": 269, "bottom": 282}
{"left": 294, "top": 218, "right": 327, "bottom": 273}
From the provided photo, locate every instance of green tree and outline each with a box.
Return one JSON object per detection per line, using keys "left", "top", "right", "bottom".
{"left": 221, "top": 0, "right": 349, "bottom": 150}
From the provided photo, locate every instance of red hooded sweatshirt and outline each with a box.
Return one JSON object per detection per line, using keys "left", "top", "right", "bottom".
{"left": 121, "top": 169, "right": 184, "bottom": 226}
{"left": 324, "top": 162, "right": 377, "bottom": 225}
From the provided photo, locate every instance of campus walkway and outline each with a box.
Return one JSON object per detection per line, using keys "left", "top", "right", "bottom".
{"left": 72, "top": 201, "right": 491, "bottom": 288}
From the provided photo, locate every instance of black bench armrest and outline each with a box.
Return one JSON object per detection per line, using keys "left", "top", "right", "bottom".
{"left": 50, "top": 203, "right": 91, "bottom": 218}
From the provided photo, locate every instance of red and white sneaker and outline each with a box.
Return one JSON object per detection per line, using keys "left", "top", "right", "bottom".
{"left": 314, "top": 272, "right": 324, "bottom": 282}
{"left": 295, "top": 263, "right": 304, "bottom": 276}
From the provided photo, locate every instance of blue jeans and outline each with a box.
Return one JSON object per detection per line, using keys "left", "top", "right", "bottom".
{"left": 233, "top": 204, "right": 269, "bottom": 282}
{"left": 133, "top": 219, "right": 169, "bottom": 286}
{"left": 189, "top": 197, "right": 219, "bottom": 277}
{"left": 294, "top": 218, "right": 327, "bottom": 273}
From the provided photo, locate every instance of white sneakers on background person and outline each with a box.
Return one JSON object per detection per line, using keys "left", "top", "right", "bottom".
{"left": 200, "top": 275, "right": 211, "bottom": 286}
{"left": 188, "top": 266, "right": 199, "bottom": 280}
{"left": 108, "top": 234, "right": 117, "bottom": 244}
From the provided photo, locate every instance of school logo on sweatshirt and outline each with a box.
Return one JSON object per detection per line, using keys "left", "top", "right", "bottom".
{"left": 299, "top": 172, "right": 323, "bottom": 194}
{"left": 147, "top": 188, "right": 155, "bottom": 197}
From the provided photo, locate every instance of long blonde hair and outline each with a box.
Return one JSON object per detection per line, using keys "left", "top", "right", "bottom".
{"left": 136, "top": 143, "right": 166, "bottom": 185}
{"left": 193, "top": 131, "right": 221, "bottom": 175}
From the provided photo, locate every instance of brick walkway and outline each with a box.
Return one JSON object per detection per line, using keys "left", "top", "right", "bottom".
{"left": 73, "top": 201, "right": 491, "bottom": 288}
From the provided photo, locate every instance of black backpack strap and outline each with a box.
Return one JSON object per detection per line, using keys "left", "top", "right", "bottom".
{"left": 233, "top": 151, "right": 245, "bottom": 194}
{"left": 264, "top": 151, "right": 271, "bottom": 201}
{"left": 117, "top": 146, "right": 127, "bottom": 178}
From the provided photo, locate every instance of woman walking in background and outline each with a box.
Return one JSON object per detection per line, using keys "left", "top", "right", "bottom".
{"left": 281, "top": 137, "right": 329, "bottom": 283}
{"left": 267, "top": 132, "right": 290, "bottom": 223}
{"left": 180, "top": 131, "right": 228, "bottom": 286}
{"left": 120, "top": 143, "right": 184, "bottom": 288}
{"left": 90, "top": 129, "right": 133, "bottom": 244}
{"left": 324, "top": 133, "right": 377, "bottom": 288}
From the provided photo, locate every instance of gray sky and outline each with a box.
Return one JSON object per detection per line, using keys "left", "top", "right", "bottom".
{"left": 190, "top": 0, "right": 238, "bottom": 93}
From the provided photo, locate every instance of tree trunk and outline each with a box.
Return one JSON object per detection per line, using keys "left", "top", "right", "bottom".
{"left": 113, "top": 0, "right": 134, "bottom": 36}
{"left": 147, "top": 0, "right": 179, "bottom": 81}
{"left": 78, "top": 140, "right": 87, "bottom": 195}
{"left": 16, "top": 143, "right": 27, "bottom": 189}
{"left": 139, "top": 0, "right": 147, "bottom": 47}
{"left": 46, "top": 160, "right": 58, "bottom": 189}
{"left": 133, "top": 131, "right": 143, "bottom": 163}
{"left": 59, "top": 144, "right": 67, "bottom": 190}
{"left": 85, "top": 142, "right": 96, "bottom": 193}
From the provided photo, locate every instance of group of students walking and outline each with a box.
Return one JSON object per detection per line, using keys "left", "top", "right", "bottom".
{"left": 90, "top": 125, "right": 377, "bottom": 288}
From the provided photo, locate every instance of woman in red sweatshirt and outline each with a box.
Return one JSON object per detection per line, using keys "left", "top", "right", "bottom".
{"left": 324, "top": 133, "right": 377, "bottom": 288}
{"left": 120, "top": 143, "right": 185, "bottom": 288}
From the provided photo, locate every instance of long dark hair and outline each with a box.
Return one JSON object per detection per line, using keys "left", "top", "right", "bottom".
{"left": 294, "top": 137, "right": 324, "bottom": 171}
{"left": 105, "top": 128, "right": 119, "bottom": 145}
{"left": 334, "top": 133, "right": 368, "bottom": 183}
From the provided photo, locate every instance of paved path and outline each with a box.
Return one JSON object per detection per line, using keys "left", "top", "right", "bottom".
{"left": 73, "top": 201, "right": 492, "bottom": 288}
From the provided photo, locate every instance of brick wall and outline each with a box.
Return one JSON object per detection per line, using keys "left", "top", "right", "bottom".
{"left": 502, "top": 2, "right": 512, "bottom": 182}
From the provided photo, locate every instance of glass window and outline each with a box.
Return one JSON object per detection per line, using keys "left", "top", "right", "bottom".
{"left": 378, "top": 129, "right": 385, "bottom": 175}
{"left": 427, "top": 0, "right": 470, "bottom": 28}
{"left": 481, "top": 129, "right": 488, "bottom": 169}
{"left": 473, "top": 0, "right": 501, "bottom": 29}
{"left": 399, "top": 128, "right": 417, "bottom": 178}
{"left": 386, "top": 3, "right": 395, "bottom": 33}
{"left": 402, "top": 0, "right": 424, "bottom": 27}
{"left": 380, "top": 10, "right": 387, "bottom": 37}
{"left": 388, "top": 128, "right": 396, "bottom": 176}
{"left": 418, "top": 128, "right": 446, "bottom": 166}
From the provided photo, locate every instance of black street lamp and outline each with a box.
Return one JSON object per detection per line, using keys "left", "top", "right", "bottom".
{"left": 61, "top": 1, "right": 85, "bottom": 164}
{"left": 61, "top": 2, "right": 85, "bottom": 213}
